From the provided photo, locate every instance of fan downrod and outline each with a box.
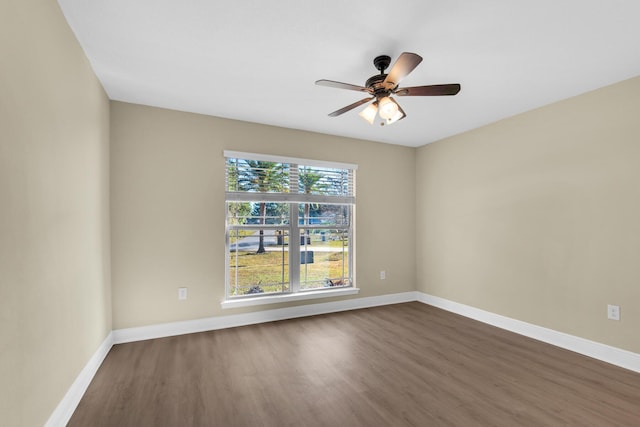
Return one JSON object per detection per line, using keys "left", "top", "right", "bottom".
{"left": 365, "top": 55, "right": 392, "bottom": 93}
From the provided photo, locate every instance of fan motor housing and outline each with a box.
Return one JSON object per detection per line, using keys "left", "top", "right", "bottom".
{"left": 365, "top": 74, "right": 385, "bottom": 88}
{"left": 366, "top": 74, "right": 389, "bottom": 96}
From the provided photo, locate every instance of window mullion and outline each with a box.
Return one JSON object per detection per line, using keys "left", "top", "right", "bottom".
{"left": 289, "top": 204, "right": 300, "bottom": 292}
{"left": 289, "top": 164, "right": 300, "bottom": 292}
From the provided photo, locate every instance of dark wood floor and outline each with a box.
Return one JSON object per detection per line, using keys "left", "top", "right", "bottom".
{"left": 69, "top": 302, "right": 640, "bottom": 426}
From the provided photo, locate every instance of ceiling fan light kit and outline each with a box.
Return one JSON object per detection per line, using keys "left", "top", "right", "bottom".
{"left": 316, "top": 52, "right": 461, "bottom": 126}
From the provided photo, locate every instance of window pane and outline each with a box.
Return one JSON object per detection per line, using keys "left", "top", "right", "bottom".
{"left": 228, "top": 229, "right": 289, "bottom": 296}
{"left": 227, "top": 202, "right": 289, "bottom": 225}
{"left": 298, "top": 203, "right": 349, "bottom": 227}
{"left": 226, "top": 158, "right": 290, "bottom": 193}
{"left": 298, "top": 229, "right": 350, "bottom": 291}
{"left": 298, "top": 165, "right": 352, "bottom": 197}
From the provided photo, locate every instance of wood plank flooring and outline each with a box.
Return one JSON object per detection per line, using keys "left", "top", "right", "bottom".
{"left": 68, "top": 302, "right": 640, "bottom": 426}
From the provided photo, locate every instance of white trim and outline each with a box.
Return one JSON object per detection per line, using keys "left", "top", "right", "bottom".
{"left": 44, "top": 332, "right": 114, "bottom": 427}
{"left": 113, "top": 291, "right": 417, "bottom": 344}
{"left": 223, "top": 150, "right": 358, "bottom": 170}
{"left": 225, "top": 191, "right": 355, "bottom": 205}
{"left": 416, "top": 292, "right": 640, "bottom": 374}
{"left": 221, "top": 287, "right": 360, "bottom": 309}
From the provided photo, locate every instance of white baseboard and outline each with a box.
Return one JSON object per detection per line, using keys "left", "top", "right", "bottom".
{"left": 44, "top": 332, "right": 114, "bottom": 427}
{"left": 113, "top": 291, "right": 418, "bottom": 344}
{"left": 416, "top": 292, "right": 640, "bottom": 373}
{"left": 49, "top": 290, "right": 640, "bottom": 426}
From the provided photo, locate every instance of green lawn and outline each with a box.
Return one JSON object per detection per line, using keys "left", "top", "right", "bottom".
{"left": 228, "top": 249, "right": 349, "bottom": 295}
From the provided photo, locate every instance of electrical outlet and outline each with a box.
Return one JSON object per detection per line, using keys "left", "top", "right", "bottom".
{"left": 380, "top": 270, "right": 386, "bottom": 280}
{"left": 607, "top": 304, "right": 620, "bottom": 321}
{"left": 178, "top": 287, "right": 188, "bottom": 301}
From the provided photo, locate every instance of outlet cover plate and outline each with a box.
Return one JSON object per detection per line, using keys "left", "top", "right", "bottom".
{"left": 607, "top": 304, "right": 620, "bottom": 321}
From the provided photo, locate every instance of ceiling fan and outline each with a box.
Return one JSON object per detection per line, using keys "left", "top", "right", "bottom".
{"left": 316, "top": 52, "right": 461, "bottom": 126}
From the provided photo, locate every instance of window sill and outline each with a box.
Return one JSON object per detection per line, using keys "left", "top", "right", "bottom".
{"left": 221, "top": 287, "right": 360, "bottom": 309}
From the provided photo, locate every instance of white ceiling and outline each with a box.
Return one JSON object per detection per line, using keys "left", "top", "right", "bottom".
{"left": 58, "top": 0, "right": 640, "bottom": 147}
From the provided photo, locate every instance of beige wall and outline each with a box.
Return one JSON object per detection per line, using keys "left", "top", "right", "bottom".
{"left": 110, "top": 101, "right": 416, "bottom": 329}
{"left": 416, "top": 76, "right": 640, "bottom": 353}
{"left": 0, "top": 1, "right": 111, "bottom": 426}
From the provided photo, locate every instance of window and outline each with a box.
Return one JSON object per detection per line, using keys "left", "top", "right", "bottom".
{"left": 224, "top": 151, "right": 356, "bottom": 300}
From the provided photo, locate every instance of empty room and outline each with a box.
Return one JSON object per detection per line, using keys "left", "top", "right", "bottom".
{"left": 2, "top": 1, "right": 640, "bottom": 426}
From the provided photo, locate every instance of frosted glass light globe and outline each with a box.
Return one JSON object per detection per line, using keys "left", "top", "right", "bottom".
{"left": 378, "top": 97, "right": 398, "bottom": 120}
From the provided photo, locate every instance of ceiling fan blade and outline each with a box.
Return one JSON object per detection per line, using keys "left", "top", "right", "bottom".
{"left": 315, "top": 79, "right": 370, "bottom": 93}
{"left": 328, "top": 97, "right": 374, "bottom": 117}
{"left": 383, "top": 52, "right": 423, "bottom": 89}
{"left": 395, "top": 83, "right": 461, "bottom": 96}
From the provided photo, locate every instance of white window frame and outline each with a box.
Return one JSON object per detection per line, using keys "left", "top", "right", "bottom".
{"left": 222, "top": 151, "right": 358, "bottom": 308}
